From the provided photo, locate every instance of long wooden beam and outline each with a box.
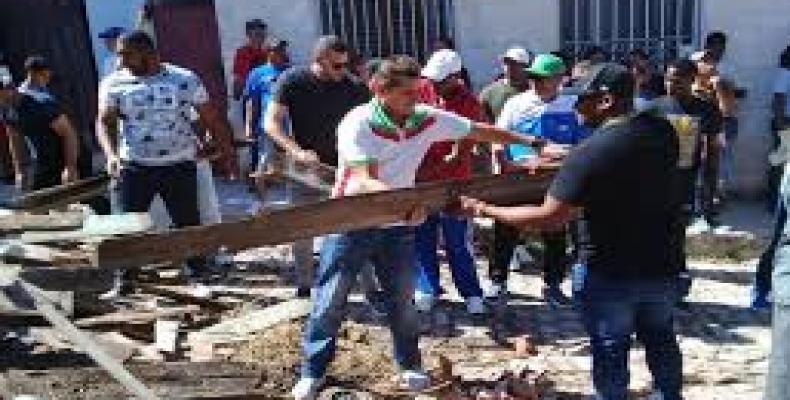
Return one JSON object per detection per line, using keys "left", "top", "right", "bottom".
{"left": 92, "top": 169, "right": 557, "bottom": 269}
{"left": 1, "top": 175, "right": 110, "bottom": 211}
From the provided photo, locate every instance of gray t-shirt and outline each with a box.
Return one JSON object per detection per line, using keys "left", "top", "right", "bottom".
{"left": 99, "top": 63, "right": 209, "bottom": 166}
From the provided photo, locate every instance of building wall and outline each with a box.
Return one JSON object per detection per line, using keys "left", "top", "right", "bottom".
{"left": 700, "top": 0, "right": 790, "bottom": 195}
{"left": 453, "top": 0, "right": 560, "bottom": 90}
{"left": 213, "top": 0, "right": 321, "bottom": 92}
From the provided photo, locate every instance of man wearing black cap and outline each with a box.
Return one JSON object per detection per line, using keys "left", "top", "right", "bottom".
{"left": 461, "top": 63, "right": 683, "bottom": 400}
{"left": 0, "top": 57, "right": 81, "bottom": 191}
{"left": 98, "top": 26, "right": 126, "bottom": 78}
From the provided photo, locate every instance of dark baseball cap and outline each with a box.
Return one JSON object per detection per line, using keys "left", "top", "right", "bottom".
{"left": 98, "top": 26, "right": 125, "bottom": 39}
{"left": 246, "top": 18, "right": 267, "bottom": 31}
{"left": 562, "top": 62, "right": 634, "bottom": 99}
{"left": 24, "top": 55, "right": 52, "bottom": 72}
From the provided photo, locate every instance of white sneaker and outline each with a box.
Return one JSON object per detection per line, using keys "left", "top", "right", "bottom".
{"left": 485, "top": 282, "right": 507, "bottom": 300}
{"left": 712, "top": 224, "right": 733, "bottom": 236}
{"left": 686, "top": 217, "right": 711, "bottom": 235}
{"left": 397, "top": 370, "right": 431, "bottom": 392}
{"left": 414, "top": 291, "right": 435, "bottom": 313}
{"left": 291, "top": 376, "right": 324, "bottom": 400}
{"left": 465, "top": 296, "right": 487, "bottom": 315}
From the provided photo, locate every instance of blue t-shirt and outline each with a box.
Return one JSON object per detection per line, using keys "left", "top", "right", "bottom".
{"left": 244, "top": 64, "right": 286, "bottom": 132}
{"left": 497, "top": 92, "right": 591, "bottom": 162}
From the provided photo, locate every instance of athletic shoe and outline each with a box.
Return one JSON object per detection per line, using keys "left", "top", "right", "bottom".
{"left": 291, "top": 376, "right": 324, "bottom": 400}
{"left": 465, "top": 296, "right": 487, "bottom": 315}
{"left": 414, "top": 291, "right": 435, "bottom": 313}
{"left": 397, "top": 370, "right": 431, "bottom": 392}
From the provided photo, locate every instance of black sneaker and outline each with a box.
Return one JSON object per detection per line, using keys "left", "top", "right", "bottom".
{"left": 296, "top": 287, "right": 311, "bottom": 298}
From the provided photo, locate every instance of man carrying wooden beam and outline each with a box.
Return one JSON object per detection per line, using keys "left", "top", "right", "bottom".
{"left": 292, "top": 56, "right": 560, "bottom": 399}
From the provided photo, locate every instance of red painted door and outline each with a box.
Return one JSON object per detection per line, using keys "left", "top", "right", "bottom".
{"left": 150, "top": 0, "right": 236, "bottom": 175}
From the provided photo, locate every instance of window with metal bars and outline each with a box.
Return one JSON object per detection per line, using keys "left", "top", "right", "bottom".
{"left": 318, "top": 0, "right": 456, "bottom": 62}
{"left": 560, "top": 0, "right": 700, "bottom": 63}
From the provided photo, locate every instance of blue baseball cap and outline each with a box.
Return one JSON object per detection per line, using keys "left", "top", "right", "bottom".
{"left": 98, "top": 27, "right": 125, "bottom": 39}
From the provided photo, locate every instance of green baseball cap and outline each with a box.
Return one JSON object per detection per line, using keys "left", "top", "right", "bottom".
{"left": 525, "top": 53, "right": 567, "bottom": 78}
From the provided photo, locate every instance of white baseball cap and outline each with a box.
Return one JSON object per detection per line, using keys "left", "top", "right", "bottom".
{"left": 502, "top": 47, "right": 533, "bottom": 65}
{"left": 422, "top": 49, "right": 463, "bottom": 82}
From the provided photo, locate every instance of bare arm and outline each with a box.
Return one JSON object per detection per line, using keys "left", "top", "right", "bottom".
{"left": 96, "top": 106, "right": 121, "bottom": 177}
{"left": 461, "top": 194, "right": 580, "bottom": 230}
{"left": 195, "top": 102, "right": 233, "bottom": 160}
{"left": 6, "top": 125, "right": 25, "bottom": 176}
{"left": 50, "top": 115, "right": 80, "bottom": 171}
{"left": 467, "top": 122, "right": 542, "bottom": 147}
{"left": 264, "top": 101, "right": 318, "bottom": 164}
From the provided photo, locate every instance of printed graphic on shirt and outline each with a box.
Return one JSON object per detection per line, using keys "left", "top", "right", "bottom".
{"left": 498, "top": 92, "right": 589, "bottom": 163}
{"left": 666, "top": 114, "right": 701, "bottom": 168}
{"left": 99, "top": 64, "right": 209, "bottom": 165}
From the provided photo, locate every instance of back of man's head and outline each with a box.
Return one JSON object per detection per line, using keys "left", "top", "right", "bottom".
{"left": 667, "top": 59, "right": 698, "bottom": 77}
{"left": 24, "top": 55, "right": 51, "bottom": 74}
{"left": 705, "top": 31, "right": 727, "bottom": 48}
{"left": 119, "top": 30, "right": 157, "bottom": 53}
{"left": 313, "top": 35, "right": 348, "bottom": 60}
{"left": 372, "top": 56, "right": 421, "bottom": 90}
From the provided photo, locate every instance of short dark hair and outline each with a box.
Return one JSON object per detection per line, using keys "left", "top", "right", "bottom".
{"left": 666, "top": 59, "right": 698, "bottom": 78}
{"left": 245, "top": 18, "right": 267, "bottom": 31}
{"left": 372, "top": 56, "right": 421, "bottom": 90}
{"left": 24, "top": 55, "right": 51, "bottom": 73}
{"left": 780, "top": 46, "right": 790, "bottom": 69}
{"left": 364, "top": 58, "right": 384, "bottom": 77}
{"left": 582, "top": 45, "right": 608, "bottom": 61}
{"left": 705, "top": 31, "right": 727, "bottom": 46}
{"left": 313, "top": 35, "right": 349, "bottom": 60}
{"left": 119, "top": 30, "right": 157, "bottom": 53}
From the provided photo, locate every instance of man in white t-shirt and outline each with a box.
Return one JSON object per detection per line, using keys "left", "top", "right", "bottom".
{"left": 97, "top": 31, "right": 231, "bottom": 297}
{"left": 491, "top": 54, "right": 590, "bottom": 307}
{"left": 292, "top": 56, "right": 555, "bottom": 400}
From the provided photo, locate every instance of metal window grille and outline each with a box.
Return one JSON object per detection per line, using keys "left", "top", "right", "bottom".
{"left": 318, "top": 0, "right": 456, "bottom": 62}
{"left": 560, "top": 0, "right": 700, "bottom": 62}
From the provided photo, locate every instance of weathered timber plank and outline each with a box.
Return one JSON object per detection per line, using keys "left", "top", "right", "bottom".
{"left": 189, "top": 298, "right": 311, "bottom": 345}
{"left": 0, "top": 240, "right": 90, "bottom": 265}
{"left": 94, "top": 169, "right": 556, "bottom": 268}
{"left": 17, "top": 279, "right": 161, "bottom": 400}
{"left": 0, "top": 212, "right": 85, "bottom": 232}
{"left": 75, "top": 305, "right": 201, "bottom": 329}
{"left": 0, "top": 175, "right": 110, "bottom": 212}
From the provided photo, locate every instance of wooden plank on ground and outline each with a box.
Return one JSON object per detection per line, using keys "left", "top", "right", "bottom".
{"left": 17, "top": 279, "right": 161, "bottom": 400}
{"left": 75, "top": 305, "right": 201, "bottom": 330}
{"left": 0, "top": 212, "right": 85, "bottom": 232}
{"left": 187, "top": 298, "right": 311, "bottom": 360}
{"left": 20, "top": 213, "right": 153, "bottom": 244}
{"left": 94, "top": 169, "right": 556, "bottom": 268}
{"left": 0, "top": 175, "right": 110, "bottom": 212}
{"left": 137, "top": 284, "right": 234, "bottom": 312}
{"left": 0, "top": 240, "right": 90, "bottom": 265}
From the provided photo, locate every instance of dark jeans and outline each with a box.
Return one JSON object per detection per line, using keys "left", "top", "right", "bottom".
{"left": 118, "top": 161, "right": 200, "bottom": 228}
{"left": 578, "top": 272, "right": 683, "bottom": 400}
{"left": 757, "top": 200, "right": 787, "bottom": 292}
{"left": 301, "top": 226, "right": 422, "bottom": 379}
{"left": 489, "top": 222, "right": 568, "bottom": 288}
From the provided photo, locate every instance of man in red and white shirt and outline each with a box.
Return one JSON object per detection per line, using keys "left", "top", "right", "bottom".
{"left": 231, "top": 19, "right": 268, "bottom": 101}
{"left": 292, "top": 56, "right": 549, "bottom": 400}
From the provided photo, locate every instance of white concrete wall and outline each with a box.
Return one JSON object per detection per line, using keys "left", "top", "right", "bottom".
{"left": 701, "top": 0, "right": 790, "bottom": 195}
{"left": 453, "top": 0, "right": 560, "bottom": 90}
{"left": 213, "top": 0, "right": 322, "bottom": 92}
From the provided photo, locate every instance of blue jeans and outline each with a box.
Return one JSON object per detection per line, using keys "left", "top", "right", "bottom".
{"left": 301, "top": 226, "right": 422, "bottom": 378}
{"left": 415, "top": 213, "right": 482, "bottom": 298}
{"left": 757, "top": 199, "right": 787, "bottom": 293}
{"left": 578, "top": 272, "right": 683, "bottom": 400}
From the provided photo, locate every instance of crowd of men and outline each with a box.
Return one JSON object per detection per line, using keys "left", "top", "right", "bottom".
{"left": 3, "top": 16, "right": 790, "bottom": 400}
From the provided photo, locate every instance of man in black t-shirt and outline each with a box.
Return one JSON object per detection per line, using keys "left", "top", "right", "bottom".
{"left": 264, "top": 36, "right": 370, "bottom": 297}
{"left": 0, "top": 66, "right": 80, "bottom": 191}
{"left": 461, "top": 64, "right": 683, "bottom": 400}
